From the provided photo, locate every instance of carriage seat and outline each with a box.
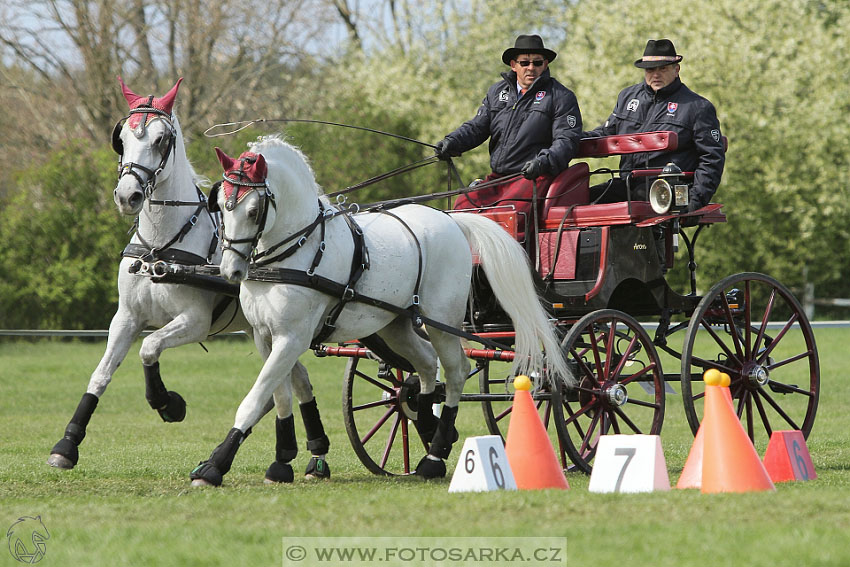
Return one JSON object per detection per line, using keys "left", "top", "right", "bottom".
{"left": 541, "top": 162, "right": 590, "bottom": 218}
{"left": 577, "top": 131, "right": 679, "bottom": 158}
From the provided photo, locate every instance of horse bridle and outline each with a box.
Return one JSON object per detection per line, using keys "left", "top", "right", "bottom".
{"left": 113, "top": 101, "right": 218, "bottom": 263}
{"left": 112, "top": 101, "right": 177, "bottom": 199}
{"left": 210, "top": 155, "right": 277, "bottom": 263}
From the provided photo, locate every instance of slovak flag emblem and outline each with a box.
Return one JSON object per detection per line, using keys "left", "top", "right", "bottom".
{"left": 536, "top": 91, "right": 546, "bottom": 101}
{"left": 667, "top": 102, "right": 678, "bottom": 113}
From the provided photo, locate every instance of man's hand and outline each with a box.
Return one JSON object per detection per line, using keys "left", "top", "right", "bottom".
{"left": 434, "top": 139, "right": 460, "bottom": 160}
{"left": 521, "top": 158, "right": 543, "bottom": 179}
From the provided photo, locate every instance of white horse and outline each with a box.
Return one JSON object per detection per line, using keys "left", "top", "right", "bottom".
{"left": 189, "top": 136, "right": 572, "bottom": 486}
{"left": 48, "top": 80, "right": 330, "bottom": 482}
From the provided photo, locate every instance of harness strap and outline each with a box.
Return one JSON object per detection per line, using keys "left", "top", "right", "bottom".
{"left": 130, "top": 186, "right": 218, "bottom": 263}
{"left": 310, "top": 213, "right": 369, "bottom": 345}
{"left": 122, "top": 242, "right": 208, "bottom": 266}
{"left": 251, "top": 201, "right": 329, "bottom": 267}
{"left": 245, "top": 267, "right": 508, "bottom": 351}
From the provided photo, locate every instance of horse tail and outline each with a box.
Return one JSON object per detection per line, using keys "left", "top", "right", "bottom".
{"left": 450, "top": 213, "right": 574, "bottom": 388}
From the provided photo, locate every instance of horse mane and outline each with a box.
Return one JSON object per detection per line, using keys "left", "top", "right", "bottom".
{"left": 170, "top": 115, "right": 210, "bottom": 189}
{"left": 247, "top": 135, "right": 324, "bottom": 197}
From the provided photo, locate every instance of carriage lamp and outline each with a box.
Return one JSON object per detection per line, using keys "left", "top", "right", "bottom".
{"left": 648, "top": 162, "right": 688, "bottom": 214}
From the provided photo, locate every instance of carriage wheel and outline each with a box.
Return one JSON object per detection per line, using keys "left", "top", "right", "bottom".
{"left": 557, "top": 309, "right": 666, "bottom": 474}
{"left": 342, "top": 356, "right": 438, "bottom": 476}
{"left": 681, "top": 272, "right": 819, "bottom": 445}
{"left": 478, "top": 360, "right": 571, "bottom": 472}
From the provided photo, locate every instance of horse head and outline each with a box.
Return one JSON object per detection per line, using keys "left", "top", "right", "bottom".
{"left": 211, "top": 147, "right": 274, "bottom": 282}
{"left": 112, "top": 77, "right": 184, "bottom": 215}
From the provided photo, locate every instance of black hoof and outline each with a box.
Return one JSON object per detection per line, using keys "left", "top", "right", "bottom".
{"left": 264, "top": 461, "right": 294, "bottom": 484}
{"left": 304, "top": 457, "right": 330, "bottom": 480}
{"left": 415, "top": 456, "right": 447, "bottom": 479}
{"left": 157, "top": 391, "right": 186, "bottom": 423}
{"left": 190, "top": 461, "right": 222, "bottom": 487}
{"left": 48, "top": 438, "right": 79, "bottom": 469}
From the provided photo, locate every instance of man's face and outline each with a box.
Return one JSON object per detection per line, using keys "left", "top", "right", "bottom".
{"left": 510, "top": 53, "right": 548, "bottom": 89}
{"left": 644, "top": 63, "right": 680, "bottom": 91}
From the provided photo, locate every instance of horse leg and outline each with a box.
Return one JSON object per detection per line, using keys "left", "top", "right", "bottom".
{"left": 191, "top": 334, "right": 303, "bottom": 486}
{"left": 415, "top": 329, "right": 470, "bottom": 479}
{"left": 264, "top": 382, "right": 297, "bottom": 484}
{"left": 291, "top": 362, "right": 331, "bottom": 480}
{"left": 138, "top": 312, "right": 212, "bottom": 422}
{"left": 48, "top": 310, "right": 143, "bottom": 469}
{"left": 375, "top": 319, "right": 439, "bottom": 445}
{"left": 375, "top": 319, "right": 460, "bottom": 475}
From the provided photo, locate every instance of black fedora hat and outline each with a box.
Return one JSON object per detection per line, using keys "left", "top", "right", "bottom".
{"left": 634, "top": 39, "right": 683, "bottom": 68}
{"left": 502, "top": 34, "right": 557, "bottom": 65}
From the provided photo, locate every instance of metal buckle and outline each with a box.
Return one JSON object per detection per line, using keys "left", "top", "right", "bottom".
{"left": 342, "top": 286, "right": 355, "bottom": 301}
{"left": 412, "top": 295, "right": 420, "bottom": 305}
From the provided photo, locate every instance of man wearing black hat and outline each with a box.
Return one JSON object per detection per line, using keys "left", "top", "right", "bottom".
{"left": 435, "top": 34, "right": 582, "bottom": 231}
{"left": 584, "top": 39, "right": 725, "bottom": 211}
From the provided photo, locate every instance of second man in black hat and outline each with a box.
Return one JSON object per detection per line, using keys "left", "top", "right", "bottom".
{"left": 583, "top": 39, "right": 725, "bottom": 211}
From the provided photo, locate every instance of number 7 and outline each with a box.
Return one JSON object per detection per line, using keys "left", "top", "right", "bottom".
{"left": 614, "top": 447, "right": 636, "bottom": 492}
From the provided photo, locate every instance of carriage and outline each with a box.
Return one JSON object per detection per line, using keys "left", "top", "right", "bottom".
{"left": 57, "top": 77, "right": 816, "bottom": 485}
{"left": 311, "top": 130, "right": 820, "bottom": 476}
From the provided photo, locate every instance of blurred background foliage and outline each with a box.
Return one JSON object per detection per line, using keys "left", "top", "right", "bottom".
{"left": 1, "top": 0, "right": 848, "bottom": 328}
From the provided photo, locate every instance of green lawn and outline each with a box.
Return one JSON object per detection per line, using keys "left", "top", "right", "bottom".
{"left": 1, "top": 329, "right": 848, "bottom": 566}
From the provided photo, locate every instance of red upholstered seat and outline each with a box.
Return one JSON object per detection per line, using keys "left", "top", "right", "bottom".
{"left": 542, "top": 162, "right": 590, "bottom": 219}
{"left": 543, "top": 201, "right": 657, "bottom": 229}
{"left": 577, "top": 131, "right": 679, "bottom": 158}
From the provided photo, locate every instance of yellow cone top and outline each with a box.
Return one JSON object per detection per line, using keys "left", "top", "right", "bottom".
{"left": 704, "top": 369, "right": 730, "bottom": 387}
{"left": 514, "top": 375, "right": 532, "bottom": 391}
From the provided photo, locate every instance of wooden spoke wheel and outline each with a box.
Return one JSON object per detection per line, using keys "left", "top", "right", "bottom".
{"left": 557, "top": 309, "right": 666, "bottom": 474}
{"left": 478, "top": 359, "right": 571, "bottom": 472}
{"left": 681, "top": 272, "right": 819, "bottom": 445}
{"left": 342, "top": 356, "right": 439, "bottom": 476}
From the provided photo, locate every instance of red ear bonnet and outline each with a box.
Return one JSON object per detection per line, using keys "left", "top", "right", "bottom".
{"left": 117, "top": 76, "right": 183, "bottom": 128}
{"left": 217, "top": 150, "right": 268, "bottom": 204}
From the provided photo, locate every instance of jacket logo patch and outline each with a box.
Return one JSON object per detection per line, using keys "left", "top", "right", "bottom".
{"left": 667, "top": 102, "right": 678, "bottom": 113}
{"left": 711, "top": 129, "right": 721, "bottom": 142}
{"left": 535, "top": 91, "right": 546, "bottom": 101}
{"left": 567, "top": 115, "right": 576, "bottom": 128}
{"left": 627, "top": 98, "right": 640, "bottom": 112}
{"left": 499, "top": 89, "right": 509, "bottom": 102}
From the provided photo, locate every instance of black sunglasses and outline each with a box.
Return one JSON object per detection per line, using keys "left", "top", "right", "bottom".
{"left": 517, "top": 59, "right": 545, "bottom": 67}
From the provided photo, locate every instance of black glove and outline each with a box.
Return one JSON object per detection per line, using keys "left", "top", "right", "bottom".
{"left": 434, "top": 139, "right": 460, "bottom": 161}
{"left": 687, "top": 196, "right": 706, "bottom": 213}
{"left": 521, "top": 158, "right": 543, "bottom": 180}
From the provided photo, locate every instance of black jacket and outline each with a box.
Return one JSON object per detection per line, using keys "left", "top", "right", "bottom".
{"left": 444, "top": 69, "right": 582, "bottom": 176}
{"left": 584, "top": 77, "right": 725, "bottom": 208}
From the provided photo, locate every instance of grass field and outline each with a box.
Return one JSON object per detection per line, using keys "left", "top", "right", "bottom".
{"left": 1, "top": 329, "right": 849, "bottom": 566}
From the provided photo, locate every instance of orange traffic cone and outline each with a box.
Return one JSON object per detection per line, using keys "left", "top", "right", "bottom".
{"left": 701, "top": 370, "right": 775, "bottom": 493}
{"left": 677, "top": 371, "right": 735, "bottom": 489}
{"left": 676, "top": 424, "right": 704, "bottom": 489}
{"left": 763, "top": 430, "right": 817, "bottom": 483}
{"left": 504, "top": 375, "right": 569, "bottom": 490}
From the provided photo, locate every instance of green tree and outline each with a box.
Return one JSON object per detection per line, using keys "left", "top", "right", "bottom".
{"left": 0, "top": 141, "right": 126, "bottom": 328}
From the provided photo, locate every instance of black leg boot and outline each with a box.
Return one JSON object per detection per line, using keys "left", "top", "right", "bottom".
{"left": 144, "top": 362, "right": 186, "bottom": 423}
{"left": 300, "top": 399, "right": 331, "bottom": 479}
{"left": 48, "top": 393, "right": 99, "bottom": 469}
{"left": 264, "top": 415, "right": 298, "bottom": 484}
{"left": 190, "top": 427, "right": 251, "bottom": 486}
{"left": 413, "top": 391, "right": 437, "bottom": 446}
{"left": 416, "top": 405, "right": 459, "bottom": 479}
